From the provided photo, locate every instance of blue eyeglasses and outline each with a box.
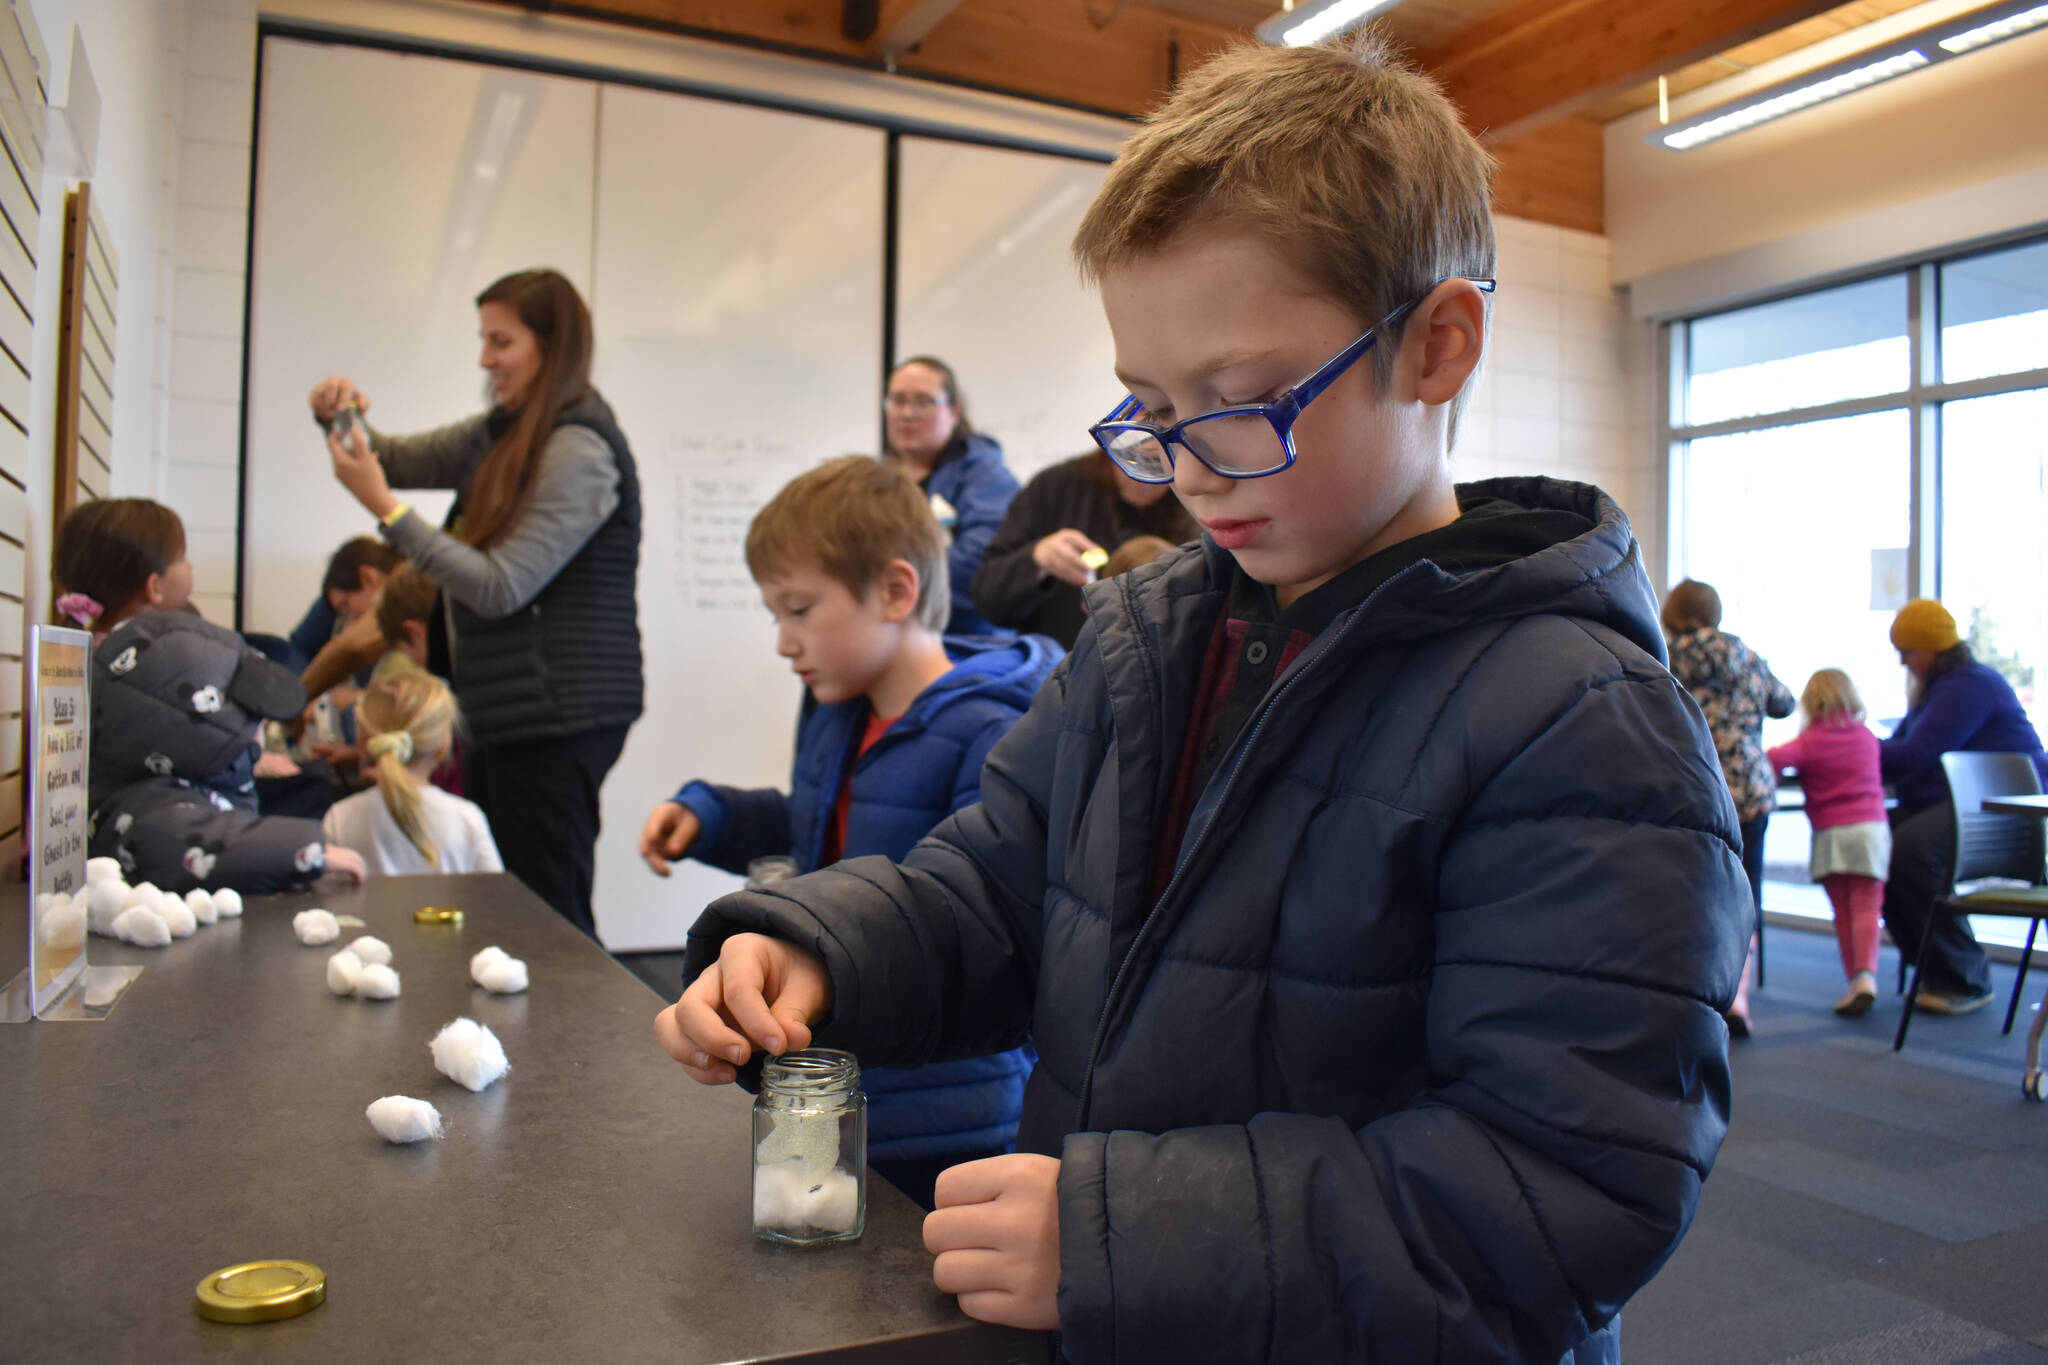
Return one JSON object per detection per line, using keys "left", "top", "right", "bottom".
{"left": 1089, "top": 277, "right": 1497, "bottom": 484}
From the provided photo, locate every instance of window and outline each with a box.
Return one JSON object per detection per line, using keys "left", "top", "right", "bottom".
{"left": 1669, "top": 233, "right": 2048, "bottom": 947}
{"left": 1686, "top": 274, "right": 1908, "bottom": 426}
{"left": 1941, "top": 238, "right": 2048, "bottom": 384}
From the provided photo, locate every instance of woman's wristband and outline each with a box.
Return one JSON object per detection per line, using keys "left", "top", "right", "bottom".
{"left": 380, "top": 501, "right": 412, "bottom": 528}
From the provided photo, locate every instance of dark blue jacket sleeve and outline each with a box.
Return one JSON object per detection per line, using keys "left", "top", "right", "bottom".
{"left": 946, "top": 460, "right": 1021, "bottom": 628}
{"left": 284, "top": 596, "right": 338, "bottom": 673}
{"left": 674, "top": 780, "right": 793, "bottom": 878}
{"left": 1881, "top": 671, "right": 1995, "bottom": 785}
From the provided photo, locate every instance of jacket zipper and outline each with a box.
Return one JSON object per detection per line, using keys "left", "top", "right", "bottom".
{"left": 1071, "top": 572, "right": 1402, "bottom": 1131}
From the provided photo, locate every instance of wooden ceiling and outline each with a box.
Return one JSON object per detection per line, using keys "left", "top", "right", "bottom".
{"left": 478, "top": 0, "right": 1944, "bottom": 235}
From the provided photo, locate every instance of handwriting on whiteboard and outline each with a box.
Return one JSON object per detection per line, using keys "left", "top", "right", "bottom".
{"left": 662, "top": 432, "right": 802, "bottom": 614}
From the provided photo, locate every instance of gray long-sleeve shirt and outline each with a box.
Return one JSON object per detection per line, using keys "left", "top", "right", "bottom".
{"left": 371, "top": 415, "right": 620, "bottom": 619}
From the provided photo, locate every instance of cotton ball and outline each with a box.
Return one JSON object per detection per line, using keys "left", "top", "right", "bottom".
{"left": 39, "top": 899, "right": 86, "bottom": 947}
{"left": 186, "top": 888, "right": 218, "bottom": 925}
{"left": 751, "top": 1161, "right": 860, "bottom": 1234}
{"left": 159, "top": 897, "right": 198, "bottom": 939}
{"left": 348, "top": 935, "right": 392, "bottom": 966}
{"left": 213, "top": 888, "right": 243, "bottom": 919}
{"left": 354, "top": 963, "right": 402, "bottom": 1000}
{"left": 326, "top": 949, "right": 363, "bottom": 996}
{"left": 365, "top": 1096, "right": 444, "bottom": 1144}
{"left": 86, "top": 881, "right": 130, "bottom": 936}
{"left": 476, "top": 957, "right": 528, "bottom": 995}
{"left": 469, "top": 946, "right": 510, "bottom": 983}
{"left": 803, "top": 1168, "right": 861, "bottom": 1233}
{"left": 293, "top": 909, "right": 340, "bottom": 945}
{"left": 86, "top": 856, "right": 123, "bottom": 884}
{"left": 429, "top": 1017, "right": 509, "bottom": 1092}
{"left": 113, "top": 906, "right": 171, "bottom": 948}
{"left": 123, "top": 881, "right": 162, "bottom": 910}
{"left": 753, "top": 1160, "right": 806, "bottom": 1229}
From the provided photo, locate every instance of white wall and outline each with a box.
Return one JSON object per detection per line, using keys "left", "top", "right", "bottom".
{"left": 1606, "top": 0, "right": 2048, "bottom": 319}
{"left": 21, "top": 0, "right": 180, "bottom": 622}
{"left": 1460, "top": 217, "right": 1661, "bottom": 585}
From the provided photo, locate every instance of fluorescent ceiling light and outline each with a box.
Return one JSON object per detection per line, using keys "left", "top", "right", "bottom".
{"left": 1653, "top": 0, "right": 2048, "bottom": 152}
{"left": 1940, "top": 0, "right": 2048, "bottom": 52}
{"left": 1661, "top": 50, "right": 1927, "bottom": 149}
{"left": 1256, "top": 0, "right": 1404, "bottom": 48}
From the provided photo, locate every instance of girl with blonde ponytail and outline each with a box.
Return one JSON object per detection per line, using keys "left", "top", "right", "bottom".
{"left": 322, "top": 674, "right": 503, "bottom": 876}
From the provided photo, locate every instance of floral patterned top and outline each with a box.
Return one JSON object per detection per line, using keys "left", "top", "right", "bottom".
{"left": 1667, "top": 627, "right": 1796, "bottom": 823}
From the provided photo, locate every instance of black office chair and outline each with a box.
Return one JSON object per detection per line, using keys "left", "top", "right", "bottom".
{"left": 1893, "top": 751, "right": 2048, "bottom": 1051}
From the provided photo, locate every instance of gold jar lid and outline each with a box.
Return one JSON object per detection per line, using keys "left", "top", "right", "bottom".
{"left": 413, "top": 906, "right": 464, "bottom": 925}
{"left": 194, "top": 1260, "right": 327, "bottom": 1324}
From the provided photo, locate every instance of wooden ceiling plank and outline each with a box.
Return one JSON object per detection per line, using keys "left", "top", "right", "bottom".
{"left": 867, "top": 0, "right": 966, "bottom": 55}
{"left": 1419, "top": 0, "right": 1847, "bottom": 141}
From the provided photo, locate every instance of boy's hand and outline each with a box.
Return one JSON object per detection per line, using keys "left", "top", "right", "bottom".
{"left": 638, "top": 801, "right": 701, "bottom": 876}
{"left": 1032, "top": 529, "right": 1104, "bottom": 588}
{"left": 924, "top": 1154, "right": 1062, "bottom": 1330}
{"left": 322, "top": 845, "right": 368, "bottom": 883}
{"left": 654, "top": 933, "right": 830, "bottom": 1084}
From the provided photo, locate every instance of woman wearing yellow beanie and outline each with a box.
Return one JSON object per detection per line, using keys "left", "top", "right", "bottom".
{"left": 1880, "top": 598, "right": 2047, "bottom": 1014}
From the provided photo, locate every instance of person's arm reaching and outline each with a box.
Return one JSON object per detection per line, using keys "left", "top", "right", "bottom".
{"left": 380, "top": 427, "right": 619, "bottom": 619}
{"left": 973, "top": 477, "right": 1069, "bottom": 629}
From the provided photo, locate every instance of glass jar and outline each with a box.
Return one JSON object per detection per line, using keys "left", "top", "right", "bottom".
{"left": 751, "top": 1048, "right": 866, "bottom": 1246}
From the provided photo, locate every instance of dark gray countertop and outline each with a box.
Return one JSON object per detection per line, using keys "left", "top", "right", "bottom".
{"left": 0, "top": 873, "right": 1052, "bottom": 1363}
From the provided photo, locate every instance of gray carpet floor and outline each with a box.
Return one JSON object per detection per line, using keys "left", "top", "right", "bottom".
{"left": 618, "top": 926, "right": 2048, "bottom": 1362}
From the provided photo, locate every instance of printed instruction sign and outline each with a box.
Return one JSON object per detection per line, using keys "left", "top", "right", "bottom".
{"left": 29, "top": 625, "right": 91, "bottom": 1014}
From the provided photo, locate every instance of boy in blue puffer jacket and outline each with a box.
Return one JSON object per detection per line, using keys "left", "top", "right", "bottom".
{"left": 660, "top": 38, "right": 1749, "bottom": 1364}
{"left": 639, "top": 455, "right": 1059, "bottom": 1208}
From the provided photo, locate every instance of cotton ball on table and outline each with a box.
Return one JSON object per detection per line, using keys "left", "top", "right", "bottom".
{"left": 469, "top": 946, "right": 527, "bottom": 994}
{"left": 354, "top": 963, "right": 401, "bottom": 1000}
{"left": 186, "top": 888, "right": 218, "bottom": 925}
{"left": 348, "top": 935, "right": 392, "bottom": 966}
{"left": 113, "top": 906, "right": 171, "bottom": 948}
{"left": 86, "top": 880, "right": 131, "bottom": 936}
{"left": 212, "top": 888, "right": 243, "bottom": 919}
{"left": 123, "top": 881, "right": 162, "bottom": 910}
{"left": 327, "top": 949, "right": 363, "bottom": 996}
{"left": 476, "top": 957, "right": 528, "bottom": 995}
{"left": 86, "top": 856, "right": 123, "bottom": 884}
{"left": 293, "top": 909, "right": 340, "bottom": 945}
{"left": 159, "top": 897, "right": 198, "bottom": 939}
{"left": 429, "top": 1018, "right": 509, "bottom": 1092}
{"left": 365, "top": 1096, "right": 443, "bottom": 1144}
{"left": 38, "top": 898, "right": 86, "bottom": 946}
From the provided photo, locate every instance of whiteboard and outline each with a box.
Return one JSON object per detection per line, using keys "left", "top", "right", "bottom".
{"left": 588, "top": 86, "right": 886, "bottom": 951}
{"left": 244, "top": 37, "right": 598, "bottom": 635}
{"left": 895, "top": 137, "right": 1114, "bottom": 482}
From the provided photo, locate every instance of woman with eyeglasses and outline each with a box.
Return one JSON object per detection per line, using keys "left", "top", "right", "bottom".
{"left": 309, "top": 268, "right": 642, "bottom": 941}
{"left": 882, "top": 356, "right": 1020, "bottom": 637}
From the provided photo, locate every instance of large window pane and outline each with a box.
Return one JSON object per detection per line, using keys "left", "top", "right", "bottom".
{"left": 1684, "top": 410, "right": 1913, "bottom": 740}
{"left": 1941, "top": 239, "right": 2048, "bottom": 384}
{"left": 1940, "top": 389, "right": 2048, "bottom": 739}
{"left": 1686, "top": 275, "right": 1908, "bottom": 426}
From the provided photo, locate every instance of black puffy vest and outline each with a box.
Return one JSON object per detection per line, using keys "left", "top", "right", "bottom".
{"left": 448, "top": 390, "right": 644, "bottom": 744}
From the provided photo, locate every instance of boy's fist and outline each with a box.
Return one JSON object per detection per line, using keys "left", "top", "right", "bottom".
{"left": 638, "top": 801, "right": 701, "bottom": 876}
{"left": 654, "top": 932, "right": 831, "bottom": 1084}
{"left": 925, "top": 1154, "right": 1062, "bottom": 1330}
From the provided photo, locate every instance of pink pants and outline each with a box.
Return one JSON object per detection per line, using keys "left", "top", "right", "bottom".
{"left": 1822, "top": 873, "right": 1883, "bottom": 978}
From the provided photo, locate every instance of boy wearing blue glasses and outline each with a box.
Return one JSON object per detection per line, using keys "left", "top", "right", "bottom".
{"left": 660, "top": 34, "right": 1748, "bottom": 1365}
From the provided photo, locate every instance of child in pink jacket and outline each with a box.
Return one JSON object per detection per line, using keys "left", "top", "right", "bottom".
{"left": 1767, "top": 668, "right": 1890, "bottom": 1016}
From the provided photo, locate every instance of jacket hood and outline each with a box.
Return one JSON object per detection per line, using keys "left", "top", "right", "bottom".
{"left": 917, "top": 632, "right": 1061, "bottom": 721}
{"left": 1095, "top": 476, "right": 1666, "bottom": 667}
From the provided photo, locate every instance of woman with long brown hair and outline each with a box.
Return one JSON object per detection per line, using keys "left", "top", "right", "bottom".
{"left": 309, "top": 268, "right": 642, "bottom": 938}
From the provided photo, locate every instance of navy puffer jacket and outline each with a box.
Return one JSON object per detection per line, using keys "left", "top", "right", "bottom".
{"left": 685, "top": 478, "right": 1749, "bottom": 1363}
{"left": 676, "top": 632, "right": 1062, "bottom": 1163}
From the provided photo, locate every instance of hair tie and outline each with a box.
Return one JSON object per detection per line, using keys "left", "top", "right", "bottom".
{"left": 55, "top": 592, "right": 103, "bottom": 627}
{"left": 366, "top": 731, "right": 415, "bottom": 765}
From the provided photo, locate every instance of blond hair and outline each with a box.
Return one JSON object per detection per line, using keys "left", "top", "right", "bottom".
{"left": 1073, "top": 32, "right": 1495, "bottom": 416}
{"left": 357, "top": 673, "right": 458, "bottom": 867}
{"left": 745, "top": 457, "right": 950, "bottom": 632}
{"left": 1801, "top": 668, "right": 1866, "bottom": 726}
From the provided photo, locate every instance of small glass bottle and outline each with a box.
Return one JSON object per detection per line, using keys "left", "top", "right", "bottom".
{"left": 751, "top": 1048, "right": 866, "bottom": 1246}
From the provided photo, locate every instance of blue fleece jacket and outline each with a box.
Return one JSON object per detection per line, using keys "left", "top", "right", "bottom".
{"left": 919, "top": 433, "right": 1019, "bottom": 639}
{"left": 1881, "top": 658, "right": 2048, "bottom": 809}
{"left": 674, "top": 632, "right": 1061, "bottom": 1163}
